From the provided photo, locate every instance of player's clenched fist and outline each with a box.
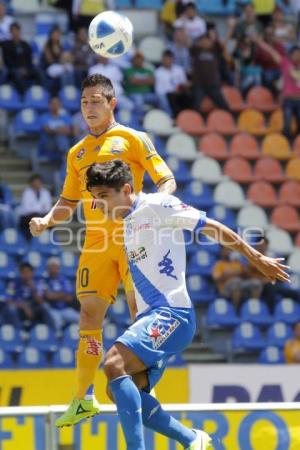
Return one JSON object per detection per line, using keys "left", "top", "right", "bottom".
{"left": 29, "top": 217, "right": 49, "bottom": 237}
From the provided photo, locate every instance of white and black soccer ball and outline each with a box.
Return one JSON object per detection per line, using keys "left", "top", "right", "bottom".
{"left": 88, "top": 11, "right": 133, "bottom": 58}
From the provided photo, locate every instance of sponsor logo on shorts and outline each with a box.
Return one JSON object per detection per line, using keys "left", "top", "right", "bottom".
{"left": 148, "top": 314, "right": 180, "bottom": 349}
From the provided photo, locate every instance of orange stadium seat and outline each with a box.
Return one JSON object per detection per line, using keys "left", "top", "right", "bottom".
{"left": 199, "top": 132, "right": 229, "bottom": 160}
{"left": 200, "top": 96, "right": 215, "bottom": 113}
{"left": 246, "top": 86, "right": 278, "bottom": 112}
{"left": 271, "top": 206, "right": 300, "bottom": 233}
{"left": 230, "top": 132, "right": 260, "bottom": 160}
{"left": 221, "top": 86, "right": 246, "bottom": 112}
{"left": 254, "top": 157, "right": 286, "bottom": 183}
{"left": 223, "top": 157, "right": 255, "bottom": 183}
{"left": 247, "top": 181, "right": 278, "bottom": 207}
{"left": 207, "top": 109, "right": 238, "bottom": 135}
{"left": 269, "top": 109, "right": 297, "bottom": 134}
{"left": 286, "top": 157, "right": 300, "bottom": 181}
{"left": 292, "top": 135, "right": 300, "bottom": 156}
{"left": 278, "top": 180, "right": 300, "bottom": 207}
{"left": 238, "top": 109, "right": 269, "bottom": 135}
{"left": 176, "top": 109, "right": 207, "bottom": 136}
{"left": 261, "top": 133, "right": 292, "bottom": 160}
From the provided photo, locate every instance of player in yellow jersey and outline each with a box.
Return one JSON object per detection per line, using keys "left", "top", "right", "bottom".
{"left": 29, "top": 74, "right": 176, "bottom": 427}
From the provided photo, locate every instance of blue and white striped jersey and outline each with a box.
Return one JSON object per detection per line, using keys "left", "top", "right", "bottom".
{"left": 124, "top": 193, "right": 207, "bottom": 316}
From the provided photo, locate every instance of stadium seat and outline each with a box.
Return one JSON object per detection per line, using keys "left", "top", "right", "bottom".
{"left": 237, "top": 205, "right": 269, "bottom": 229}
{"left": 206, "top": 298, "right": 240, "bottom": 328}
{"left": 107, "top": 295, "right": 131, "bottom": 327}
{"left": 59, "top": 86, "right": 80, "bottom": 112}
{"left": 221, "top": 86, "right": 246, "bottom": 112}
{"left": 230, "top": 133, "right": 260, "bottom": 160}
{"left": 286, "top": 157, "right": 300, "bottom": 181}
{"left": 61, "top": 323, "right": 79, "bottom": 350}
{"left": 143, "top": 109, "right": 178, "bottom": 136}
{"left": 288, "top": 250, "right": 300, "bottom": 274}
{"left": 258, "top": 346, "right": 284, "bottom": 364}
{"left": 200, "top": 96, "right": 215, "bottom": 114}
{"left": 197, "top": 0, "right": 235, "bottom": 14}
{"left": 213, "top": 180, "right": 245, "bottom": 209}
{"left": 0, "top": 228, "right": 27, "bottom": 256}
{"left": 176, "top": 109, "right": 207, "bottom": 136}
{"left": 30, "top": 230, "right": 61, "bottom": 256}
{"left": 223, "top": 157, "right": 256, "bottom": 183}
{"left": 0, "top": 84, "right": 22, "bottom": 111}
{"left": 261, "top": 133, "right": 292, "bottom": 160}
{"left": 166, "top": 133, "right": 198, "bottom": 160}
{"left": 208, "top": 204, "right": 236, "bottom": 229}
{"left": 186, "top": 274, "right": 216, "bottom": 304}
{"left": 240, "top": 299, "right": 273, "bottom": 326}
{"left": 115, "top": 0, "right": 132, "bottom": 6}
{"left": 14, "top": 108, "right": 41, "bottom": 135}
{"left": 17, "top": 347, "right": 48, "bottom": 368}
{"left": 22, "top": 251, "right": 47, "bottom": 277}
{"left": 188, "top": 249, "right": 217, "bottom": 276}
{"left": 292, "top": 135, "right": 300, "bottom": 156}
{"left": 190, "top": 157, "right": 224, "bottom": 184}
{"left": 247, "top": 181, "right": 278, "bottom": 207}
{"left": 206, "top": 109, "right": 237, "bottom": 135}
{"left": 0, "top": 349, "right": 14, "bottom": 368}
{"left": 199, "top": 133, "right": 229, "bottom": 160}
{"left": 232, "top": 322, "right": 265, "bottom": 351}
{"left": 103, "top": 322, "right": 124, "bottom": 350}
{"left": 254, "top": 157, "right": 286, "bottom": 183}
{"left": 0, "top": 281, "right": 5, "bottom": 302}
{"left": 24, "top": 85, "right": 49, "bottom": 111}
{"left": 246, "top": 86, "right": 278, "bottom": 112}
{"left": 238, "top": 109, "right": 269, "bottom": 135}
{"left": 267, "top": 322, "right": 293, "bottom": 348}
{"left": 266, "top": 228, "right": 294, "bottom": 256}
{"left": 271, "top": 206, "right": 300, "bottom": 233}
{"left": 28, "top": 324, "right": 57, "bottom": 352}
{"left": 138, "top": 36, "right": 165, "bottom": 64}
{"left": 278, "top": 180, "right": 300, "bottom": 207}
{"left": 269, "top": 109, "right": 296, "bottom": 134}
{"left": 136, "top": 0, "right": 162, "bottom": 7}
{"left": 60, "top": 251, "right": 78, "bottom": 278}
{"left": 0, "top": 252, "right": 17, "bottom": 279}
{"left": 274, "top": 298, "right": 300, "bottom": 324}
{"left": 196, "top": 233, "right": 221, "bottom": 254}
{"left": 182, "top": 181, "right": 214, "bottom": 208}
{"left": 164, "top": 157, "right": 192, "bottom": 183}
{"left": 0, "top": 325, "right": 23, "bottom": 352}
{"left": 52, "top": 347, "right": 75, "bottom": 368}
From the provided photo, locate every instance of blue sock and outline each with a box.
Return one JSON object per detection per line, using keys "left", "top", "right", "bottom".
{"left": 110, "top": 376, "right": 145, "bottom": 450}
{"left": 140, "top": 390, "right": 196, "bottom": 447}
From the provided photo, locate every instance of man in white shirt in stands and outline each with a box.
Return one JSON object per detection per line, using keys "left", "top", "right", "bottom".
{"left": 174, "top": 2, "right": 206, "bottom": 42}
{"left": 0, "top": 1, "right": 14, "bottom": 42}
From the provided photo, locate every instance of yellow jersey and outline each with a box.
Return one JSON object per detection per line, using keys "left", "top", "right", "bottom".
{"left": 61, "top": 123, "right": 174, "bottom": 243}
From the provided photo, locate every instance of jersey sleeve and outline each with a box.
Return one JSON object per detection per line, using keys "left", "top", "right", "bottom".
{"left": 61, "top": 151, "right": 81, "bottom": 202}
{"left": 133, "top": 132, "right": 175, "bottom": 187}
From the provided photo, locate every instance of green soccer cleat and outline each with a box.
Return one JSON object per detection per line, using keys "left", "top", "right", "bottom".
{"left": 55, "top": 397, "right": 101, "bottom": 428}
{"left": 186, "top": 429, "right": 212, "bottom": 450}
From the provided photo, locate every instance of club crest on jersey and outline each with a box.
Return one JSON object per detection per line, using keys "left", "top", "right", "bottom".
{"left": 76, "top": 148, "right": 85, "bottom": 160}
{"left": 94, "top": 145, "right": 101, "bottom": 152}
{"left": 110, "top": 138, "right": 124, "bottom": 154}
{"left": 128, "top": 246, "right": 147, "bottom": 263}
{"left": 148, "top": 314, "right": 180, "bottom": 349}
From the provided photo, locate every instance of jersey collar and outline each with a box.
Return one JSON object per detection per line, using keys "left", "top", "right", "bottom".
{"left": 89, "top": 121, "right": 118, "bottom": 138}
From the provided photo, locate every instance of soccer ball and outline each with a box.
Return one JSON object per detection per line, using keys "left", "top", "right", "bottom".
{"left": 88, "top": 11, "right": 133, "bottom": 58}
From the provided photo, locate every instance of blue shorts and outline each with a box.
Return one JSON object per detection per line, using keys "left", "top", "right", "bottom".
{"left": 116, "top": 306, "right": 196, "bottom": 391}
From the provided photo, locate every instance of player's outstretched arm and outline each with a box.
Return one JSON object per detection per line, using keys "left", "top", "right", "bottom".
{"left": 201, "top": 218, "right": 290, "bottom": 285}
{"left": 29, "top": 197, "right": 78, "bottom": 237}
{"left": 157, "top": 178, "right": 177, "bottom": 194}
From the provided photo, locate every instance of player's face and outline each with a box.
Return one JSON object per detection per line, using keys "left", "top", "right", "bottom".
{"left": 81, "top": 86, "right": 116, "bottom": 132}
{"left": 89, "top": 184, "right": 132, "bottom": 219}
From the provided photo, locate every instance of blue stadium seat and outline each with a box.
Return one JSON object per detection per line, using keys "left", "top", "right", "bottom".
{"left": 267, "top": 322, "right": 294, "bottom": 348}
{"left": 188, "top": 249, "right": 217, "bottom": 275}
{"left": 0, "top": 281, "right": 6, "bottom": 301}
{"left": 196, "top": 234, "right": 221, "bottom": 255}
{"left": 107, "top": 295, "right": 131, "bottom": 327}
{"left": 164, "top": 157, "right": 192, "bottom": 183}
{"left": 27, "top": 324, "right": 57, "bottom": 352}
{"left": 103, "top": 322, "right": 125, "bottom": 350}
{"left": 208, "top": 204, "right": 236, "bottom": 229}
{"left": 136, "top": 0, "right": 162, "bottom": 8}
{"left": 30, "top": 230, "right": 61, "bottom": 257}
{"left": 207, "top": 298, "right": 240, "bottom": 328}
{"left": 22, "top": 251, "right": 47, "bottom": 278}
{"left": 0, "top": 252, "right": 17, "bottom": 280}
{"left": 0, "top": 349, "right": 14, "bottom": 368}
{"left": 197, "top": 0, "right": 236, "bottom": 15}
{"left": 60, "top": 251, "right": 78, "bottom": 277}
{"left": 61, "top": 323, "right": 79, "bottom": 350}
{"left": 24, "top": 86, "right": 49, "bottom": 111}
{"left": 0, "top": 325, "right": 23, "bottom": 352}
{"left": 0, "top": 84, "right": 22, "bottom": 111}
{"left": 240, "top": 299, "right": 273, "bottom": 326}
{"left": 0, "top": 228, "right": 27, "bottom": 257}
{"left": 274, "top": 298, "right": 300, "bottom": 325}
{"left": 182, "top": 181, "right": 214, "bottom": 208}
{"left": 17, "top": 347, "right": 48, "bottom": 368}
{"left": 14, "top": 108, "right": 41, "bottom": 134}
{"left": 59, "top": 86, "right": 80, "bottom": 112}
{"left": 115, "top": 0, "right": 133, "bottom": 8}
{"left": 186, "top": 274, "right": 216, "bottom": 303}
{"left": 52, "top": 346, "right": 75, "bottom": 368}
{"left": 258, "top": 346, "right": 285, "bottom": 364}
{"left": 232, "top": 322, "right": 265, "bottom": 351}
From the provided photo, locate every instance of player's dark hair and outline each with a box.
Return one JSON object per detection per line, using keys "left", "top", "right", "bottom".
{"left": 86, "top": 160, "right": 133, "bottom": 192}
{"left": 81, "top": 74, "right": 115, "bottom": 101}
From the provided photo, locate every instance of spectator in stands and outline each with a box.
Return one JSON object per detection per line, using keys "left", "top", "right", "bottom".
{"left": 72, "top": 111, "right": 89, "bottom": 141}
{"left": 0, "top": 1, "right": 13, "bottom": 41}
{"left": 231, "top": 3, "right": 263, "bottom": 40}
{"left": 284, "top": 321, "right": 300, "bottom": 363}
{"left": 207, "top": 22, "right": 234, "bottom": 84}
{"left": 252, "top": 0, "right": 276, "bottom": 26}
{"left": 89, "top": 56, "right": 134, "bottom": 111}
{"left": 19, "top": 174, "right": 52, "bottom": 240}
{"left": 39, "top": 257, "right": 79, "bottom": 331}
{"left": 1, "top": 22, "right": 44, "bottom": 95}
{"left": 168, "top": 26, "right": 192, "bottom": 73}
{"left": 123, "top": 51, "right": 157, "bottom": 122}
{"left": 40, "top": 25, "right": 65, "bottom": 93}
{"left": 272, "top": 6, "right": 296, "bottom": 47}
{"left": 3, "top": 262, "right": 55, "bottom": 329}
{"left": 72, "top": 27, "right": 95, "bottom": 88}
{"left": 46, "top": 51, "right": 76, "bottom": 90}
{"left": 70, "top": 0, "right": 107, "bottom": 30}
{"left": 174, "top": 3, "right": 206, "bottom": 42}
{"left": 0, "top": 178, "right": 15, "bottom": 229}
{"left": 190, "top": 33, "right": 229, "bottom": 111}
{"left": 38, "top": 96, "right": 72, "bottom": 161}
{"left": 233, "top": 35, "right": 262, "bottom": 94}
{"left": 160, "top": 0, "right": 180, "bottom": 36}
{"left": 155, "top": 49, "right": 191, "bottom": 117}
